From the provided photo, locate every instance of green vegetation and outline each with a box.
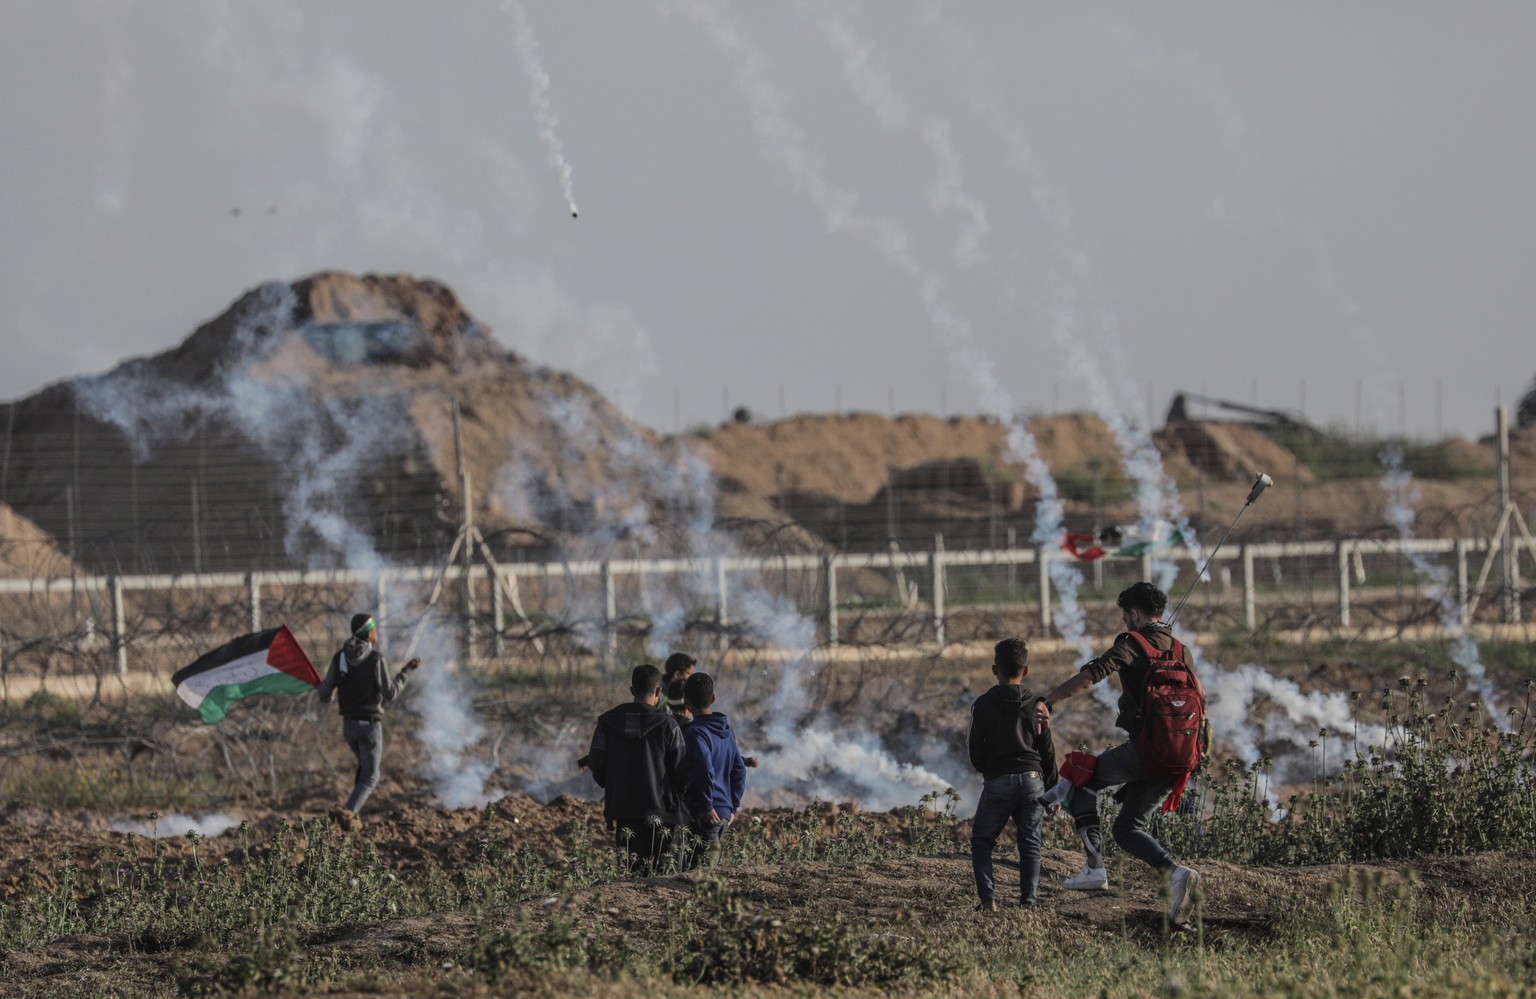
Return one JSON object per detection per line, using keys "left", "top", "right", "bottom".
{"left": 1266, "top": 423, "right": 1486, "bottom": 481}
{"left": 1053, "top": 464, "right": 1133, "bottom": 504}
{"left": 3, "top": 651, "right": 1535, "bottom": 995}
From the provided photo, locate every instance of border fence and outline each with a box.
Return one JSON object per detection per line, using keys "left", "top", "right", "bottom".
{"left": 1, "top": 533, "right": 1530, "bottom": 684}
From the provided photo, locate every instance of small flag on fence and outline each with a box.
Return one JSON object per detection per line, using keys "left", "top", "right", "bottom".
{"left": 1062, "top": 529, "right": 1188, "bottom": 561}
{"left": 171, "top": 626, "right": 320, "bottom": 724}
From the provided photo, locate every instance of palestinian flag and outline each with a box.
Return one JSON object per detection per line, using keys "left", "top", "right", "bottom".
{"left": 172, "top": 626, "right": 320, "bottom": 724}
{"left": 1063, "top": 529, "right": 1188, "bottom": 561}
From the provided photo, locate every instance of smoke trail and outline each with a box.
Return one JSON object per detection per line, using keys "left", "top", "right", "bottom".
{"left": 492, "top": 380, "right": 960, "bottom": 808}
{"left": 807, "top": 3, "right": 988, "bottom": 266}
{"left": 1380, "top": 450, "right": 1508, "bottom": 731}
{"left": 816, "top": 4, "right": 1189, "bottom": 625}
{"left": 505, "top": 0, "right": 580, "bottom": 218}
{"left": 407, "top": 616, "right": 498, "bottom": 808}
{"left": 926, "top": 10, "right": 1198, "bottom": 593}
{"left": 672, "top": 0, "right": 1093, "bottom": 658}
{"left": 74, "top": 279, "right": 503, "bottom": 807}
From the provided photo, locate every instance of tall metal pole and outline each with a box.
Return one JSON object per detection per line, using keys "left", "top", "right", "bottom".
{"left": 454, "top": 399, "right": 475, "bottom": 663}
{"left": 1497, "top": 406, "right": 1519, "bottom": 622}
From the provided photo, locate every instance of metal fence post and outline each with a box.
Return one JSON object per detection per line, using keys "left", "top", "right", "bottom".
{"left": 1037, "top": 549, "right": 1052, "bottom": 632}
{"left": 376, "top": 575, "right": 388, "bottom": 651}
{"left": 715, "top": 557, "right": 729, "bottom": 651}
{"left": 1242, "top": 545, "right": 1256, "bottom": 631}
{"left": 932, "top": 534, "right": 946, "bottom": 647}
{"left": 1337, "top": 540, "right": 1351, "bottom": 628}
{"left": 1455, "top": 538, "right": 1470, "bottom": 626}
{"left": 111, "top": 575, "right": 127, "bottom": 675}
{"left": 602, "top": 560, "right": 617, "bottom": 659}
{"left": 247, "top": 572, "right": 261, "bottom": 633}
{"left": 491, "top": 569, "right": 505, "bottom": 659}
{"left": 824, "top": 555, "right": 839, "bottom": 647}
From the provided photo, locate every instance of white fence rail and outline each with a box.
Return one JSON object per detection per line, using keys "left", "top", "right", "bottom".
{"left": 0, "top": 534, "right": 1529, "bottom": 675}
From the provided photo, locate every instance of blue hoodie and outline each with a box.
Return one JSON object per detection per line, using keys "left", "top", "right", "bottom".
{"left": 683, "top": 712, "right": 747, "bottom": 821}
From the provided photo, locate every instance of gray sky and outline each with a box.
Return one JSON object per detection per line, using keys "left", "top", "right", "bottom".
{"left": 3, "top": 1, "right": 1532, "bottom": 440}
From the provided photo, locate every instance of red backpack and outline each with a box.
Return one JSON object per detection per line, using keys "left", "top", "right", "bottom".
{"left": 1126, "top": 631, "right": 1206, "bottom": 778}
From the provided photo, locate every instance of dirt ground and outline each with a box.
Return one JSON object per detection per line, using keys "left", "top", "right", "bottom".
{"left": 2, "top": 785, "right": 1532, "bottom": 998}
{"left": 0, "top": 635, "right": 1531, "bottom": 995}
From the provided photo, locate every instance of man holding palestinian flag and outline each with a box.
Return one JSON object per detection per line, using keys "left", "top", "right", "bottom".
{"left": 316, "top": 613, "right": 422, "bottom": 826}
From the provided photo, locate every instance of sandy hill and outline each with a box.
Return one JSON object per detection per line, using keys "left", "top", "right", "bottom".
{"left": 697, "top": 410, "right": 1328, "bottom": 549}
{"left": 0, "top": 272, "right": 1514, "bottom": 576}
{"left": 1, "top": 273, "right": 669, "bottom": 574}
{"left": 0, "top": 504, "right": 74, "bottom": 578}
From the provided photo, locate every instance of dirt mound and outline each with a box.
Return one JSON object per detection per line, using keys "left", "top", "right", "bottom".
{"left": 0, "top": 269, "right": 1500, "bottom": 581}
{"left": 702, "top": 413, "right": 1012, "bottom": 506}
{"left": 0, "top": 273, "right": 673, "bottom": 573}
{"left": 0, "top": 503, "right": 73, "bottom": 578}
{"left": 702, "top": 411, "right": 1217, "bottom": 508}
{"left": 1161, "top": 421, "right": 1316, "bottom": 484}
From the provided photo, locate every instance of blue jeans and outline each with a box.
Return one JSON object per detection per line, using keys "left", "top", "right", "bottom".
{"left": 1069, "top": 742, "right": 1176, "bottom": 871}
{"left": 970, "top": 771, "right": 1045, "bottom": 905}
{"left": 342, "top": 718, "right": 382, "bottom": 814}
{"left": 685, "top": 816, "right": 726, "bottom": 870}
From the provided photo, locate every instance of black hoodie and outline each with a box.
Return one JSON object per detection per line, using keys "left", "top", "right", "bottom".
{"left": 588, "top": 703, "right": 689, "bottom": 827}
{"left": 968, "top": 683, "right": 1059, "bottom": 785}
{"left": 316, "top": 637, "right": 410, "bottom": 721}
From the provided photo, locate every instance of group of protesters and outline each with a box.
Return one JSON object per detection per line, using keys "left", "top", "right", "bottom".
{"left": 584, "top": 652, "right": 754, "bottom": 871}
{"left": 969, "top": 581, "right": 1202, "bottom": 924}
{"left": 315, "top": 580, "right": 1204, "bottom": 924}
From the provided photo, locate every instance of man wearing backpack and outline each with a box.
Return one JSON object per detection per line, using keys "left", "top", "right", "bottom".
{"left": 1035, "top": 582, "right": 1204, "bottom": 925}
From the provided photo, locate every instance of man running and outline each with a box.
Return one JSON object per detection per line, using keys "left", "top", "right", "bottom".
{"left": 1036, "top": 582, "right": 1202, "bottom": 925}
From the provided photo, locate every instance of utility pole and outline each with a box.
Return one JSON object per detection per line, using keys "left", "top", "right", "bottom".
{"left": 1466, "top": 406, "right": 1535, "bottom": 624}
{"left": 404, "top": 398, "right": 544, "bottom": 663}
{"left": 455, "top": 402, "right": 475, "bottom": 663}
{"left": 1498, "top": 406, "right": 1519, "bottom": 622}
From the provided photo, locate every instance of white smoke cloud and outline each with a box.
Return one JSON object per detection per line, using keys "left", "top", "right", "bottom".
{"left": 927, "top": 9, "right": 1199, "bottom": 592}
{"left": 1380, "top": 450, "right": 1507, "bottom": 731}
{"left": 74, "top": 280, "right": 502, "bottom": 807}
{"left": 490, "top": 346, "right": 959, "bottom": 810}
{"left": 807, "top": 3, "right": 987, "bottom": 267}
{"left": 674, "top": 0, "right": 1091, "bottom": 660}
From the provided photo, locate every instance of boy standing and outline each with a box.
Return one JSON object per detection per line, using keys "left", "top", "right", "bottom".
{"left": 968, "top": 637, "right": 1058, "bottom": 911}
{"left": 680, "top": 672, "right": 747, "bottom": 868}
{"left": 588, "top": 664, "right": 690, "bottom": 873}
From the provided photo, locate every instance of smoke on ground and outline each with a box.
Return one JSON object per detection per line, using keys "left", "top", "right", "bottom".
{"left": 112, "top": 812, "right": 241, "bottom": 839}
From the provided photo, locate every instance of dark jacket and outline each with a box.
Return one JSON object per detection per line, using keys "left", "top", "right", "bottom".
{"left": 1080, "top": 622, "right": 1180, "bottom": 736}
{"left": 968, "top": 683, "right": 1059, "bottom": 784}
{"left": 682, "top": 712, "right": 747, "bottom": 821}
{"left": 589, "top": 703, "right": 688, "bottom": 827}
{"left": 316, "top": 637, "right": 410, "bottom": 721}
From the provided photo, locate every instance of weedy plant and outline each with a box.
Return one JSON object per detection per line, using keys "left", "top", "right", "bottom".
{"left": 1143, "top": 677, "right": 1536, "bottom": 865}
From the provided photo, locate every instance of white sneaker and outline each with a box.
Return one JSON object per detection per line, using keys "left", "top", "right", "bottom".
{"left": 1062, "top": 864, "right": 1109, "bottom": 890}
{"left": 1168, "top": 865, "right": 1199, "bottom": 924}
